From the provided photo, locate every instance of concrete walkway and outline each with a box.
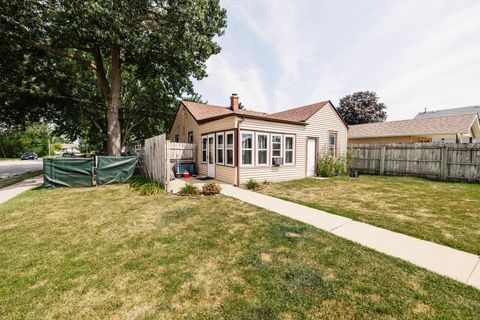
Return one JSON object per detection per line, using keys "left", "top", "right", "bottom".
{"left": 0, "top": 176, "right": 43, "bottom": 204}
{"left": 219, "top": 184, "right": 480, "bottom": 290}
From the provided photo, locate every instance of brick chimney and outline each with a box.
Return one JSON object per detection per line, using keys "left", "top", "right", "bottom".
{"left": 230, "top": 93, "right": 239, "bottom": 111}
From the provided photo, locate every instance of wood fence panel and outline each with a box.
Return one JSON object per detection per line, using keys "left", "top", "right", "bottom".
{"left": 144, "top": 134, "right": 167, "bottom": 184}
{"left": 167, "top": 142, "right": 194, "bottom": 160}
{"left": 350, "top": 143, "right": 480, "bottom": 182}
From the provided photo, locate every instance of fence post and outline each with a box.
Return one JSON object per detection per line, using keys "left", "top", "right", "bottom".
{"left": 379, "top": 146, "right": 386, "bottom": 175}
{"left": 440, "top": 145, "right": 448, "bottom": 180}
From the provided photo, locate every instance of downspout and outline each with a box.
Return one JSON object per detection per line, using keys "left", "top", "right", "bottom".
{"left": 236, "top": 117, "right": 245, "bottom": 186}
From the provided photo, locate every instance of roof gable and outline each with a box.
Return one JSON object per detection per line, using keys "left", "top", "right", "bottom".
{"left": 349, "top": 113, "right": 478, "bottom": 138}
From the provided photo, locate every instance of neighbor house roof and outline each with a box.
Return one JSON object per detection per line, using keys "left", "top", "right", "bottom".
{"left": 181, "top": 100, "right": 336, "bottom": 126}
{"left": 348, "top": 113, "right": 479, "bottom": 138}
{"left": 415, "top": 105, "right": 480, "bottom": 119}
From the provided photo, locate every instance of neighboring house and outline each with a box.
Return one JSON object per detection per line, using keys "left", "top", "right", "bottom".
{"left": 415, "top": 105, "right": 480, "bottom": 120}
{"left": 60, "top": 143, "right": 80, "bottom": 153}
{"left": 348, "top": 113, "right": 480, "bottom": 145}
{"left": 168, "top": 94, "right": 348, "bottom": 185}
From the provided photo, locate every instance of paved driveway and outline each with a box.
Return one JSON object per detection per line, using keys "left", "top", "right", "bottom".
{"left": 0, "top": 159, "right": 43, "bottom": 178}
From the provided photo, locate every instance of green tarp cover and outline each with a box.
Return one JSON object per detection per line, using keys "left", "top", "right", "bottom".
{"left": 43, "top": 158, "right": 94, "bottom": 188}
{"left": 96, "top": 156, "right": 138, "bottom": 185}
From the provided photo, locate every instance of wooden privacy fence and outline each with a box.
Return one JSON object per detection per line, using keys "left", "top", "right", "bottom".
{"left": 168, "top": 142, "right": 195, "bottom": 160}
{"left": 142, "top": 134, "right": 195, "bottom": 185}
{"left": 144, "top": 134, "right": 168, "bottom": 184}
{"left": 350, "top": 143, "right": 480, "bottom": 182}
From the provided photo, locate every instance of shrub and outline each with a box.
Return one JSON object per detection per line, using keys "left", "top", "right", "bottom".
{"left": 246, "top": 178, "right": 260, "bottom": 190}
{"left": 202, "top": 182, "right": 221, "bottom": 195}
{"left": 317, "top": 153, "right": 336, "bottom": 177}
{"left": 178, "top": 182, "right": 200, "bottom": 196}
{"left": 129, "top": 176, "right": 164, "bottom": 195}
{"left": 317, "top": 151, "right": 351, "bottom": 177}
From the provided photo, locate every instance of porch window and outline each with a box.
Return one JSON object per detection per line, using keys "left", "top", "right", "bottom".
{"left": 272, "top": 135, "right": 282, "bottom": 158}
{"left": 241, "top": 132, "right": 253, "bottom": 166}
{"left": 284, "top": 135, "right": 294, "bottom": 164}
{"left": 329, "top": 132, "right": 337, "bottom": 156}
{"left": 225, "top": 131, "right": 234, "bottom": 166}
{"left": 257, "top": 133, "right": 268, "bottom": 165}
{"left": 187, "top": 131, "right": 194, "bottom": 144}
{"left": 216, "top": 133, "right": 224, "bottom": 164}
{"left": 201, "top": 136, "right": 207, "bottom": 163}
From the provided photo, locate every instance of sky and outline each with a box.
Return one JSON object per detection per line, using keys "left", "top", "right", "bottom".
{"left": 193, "top": 0, "right": 480, "bottom": 120}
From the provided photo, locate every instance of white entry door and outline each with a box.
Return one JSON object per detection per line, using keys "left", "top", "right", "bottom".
{"left": 207, "top": 134, "right": 215, "bottom": 177}
{"left": 307, "top": 138, "right": 317, "bottom": 177}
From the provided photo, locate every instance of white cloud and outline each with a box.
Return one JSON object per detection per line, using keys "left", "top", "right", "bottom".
{"left": 194, "top": 0, "right": 480, "bottom": 120}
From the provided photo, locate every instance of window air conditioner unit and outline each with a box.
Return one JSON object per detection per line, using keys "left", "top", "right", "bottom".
{"left": 272, "top": 157, "right": 283, "bottom": 166}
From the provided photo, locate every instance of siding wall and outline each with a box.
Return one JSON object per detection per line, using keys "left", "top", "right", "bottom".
{"left": 168, "top": 104, "right": 237, "bottom": 184}
{"left": 238, "top": 102, "right": 348, "bottom": 183}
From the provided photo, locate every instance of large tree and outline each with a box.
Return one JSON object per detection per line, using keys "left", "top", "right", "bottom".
{"left": 0, "top": 0, "right": 226, "bottom": 155}
{"left": 337, "top": 91, "right": 387, "bottom": 125}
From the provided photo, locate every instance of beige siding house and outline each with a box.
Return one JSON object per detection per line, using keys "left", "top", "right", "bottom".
{"left": 169, "top": 94, "right": 348, "bottom": 185}
{"left": 348, "top": 113, "right": 480, "bottom": 145}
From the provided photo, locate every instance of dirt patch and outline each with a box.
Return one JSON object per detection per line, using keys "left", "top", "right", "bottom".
{"left": 285, "top": 232, "right": 302, "bottom": 238}
{"left": 260, "top": 253, "right": 272, "bottom": 263}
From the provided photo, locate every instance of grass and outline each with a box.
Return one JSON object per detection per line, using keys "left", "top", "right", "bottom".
{"left": 0, "top": 187, "right": 478, "bottom": 318}
{"left": 259, "top": 175, "right": 480, "bottom": 255}
{"left": 0, "top": 171, "right": 43, "bottom": 189}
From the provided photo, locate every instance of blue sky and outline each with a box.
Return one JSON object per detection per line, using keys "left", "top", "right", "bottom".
{"left": 193, "top": 0, "right": 480, "bottom": 120}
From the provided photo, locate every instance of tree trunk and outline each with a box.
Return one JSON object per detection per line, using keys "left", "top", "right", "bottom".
{"left": 107, "top": 44, "right": 122, "bottom": 156}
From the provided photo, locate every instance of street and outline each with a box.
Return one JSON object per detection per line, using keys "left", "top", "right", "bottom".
{"left": 0, "top": 159, "right": 43, "bottom": 178}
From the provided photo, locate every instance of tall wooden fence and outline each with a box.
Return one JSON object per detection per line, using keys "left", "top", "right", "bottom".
{"left": 142, "top": 134, "right": 195, "bottom": 185}
{"left": 144, "top": 134, "right": 168, "bottom": 184}
{"left": 350, "top": 143, "right": 480, "bottom": 182}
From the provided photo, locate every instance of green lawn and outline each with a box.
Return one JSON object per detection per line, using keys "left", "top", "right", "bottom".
{"left": 0, "top": 171, "right": 43, "bottom": 189}
{"left": 0, "top": 186, "right": 479, "bottom": 319}
{"left": 259, "top": 175, "right": 480, "bottom": 255}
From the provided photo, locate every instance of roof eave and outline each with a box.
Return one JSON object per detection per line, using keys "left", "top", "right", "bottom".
{"left": 198, "top": 113, "right": 307, "bottom": 126}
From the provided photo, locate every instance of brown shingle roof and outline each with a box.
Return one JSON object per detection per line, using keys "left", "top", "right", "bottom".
{"left": 268, "top": 101, "right": 330, "bottom": 122}
{"left": 182, "top": 100, "right": 334, "bottom": 125}
{"left": 348, "top": 113, "right": 478, "bottom": 138}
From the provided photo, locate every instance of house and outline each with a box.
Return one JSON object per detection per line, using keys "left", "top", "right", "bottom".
{"left": 348, "top": 113, "right": 480, "bottom": 144}
{"left": 415, "top": 105, "right": 480, "bottom": 120}
{"left": 60, "top": 143, "right": 79, "bottom": 153}
{"left": 168, "top": 94, "right": 348, "bottom": 185}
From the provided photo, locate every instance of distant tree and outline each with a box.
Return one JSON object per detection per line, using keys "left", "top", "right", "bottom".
{"left": 337, "top": 91, "right": 387, "bottom": 125}
{"left": 0, "top": 123, "right": 50, "bottom": 157}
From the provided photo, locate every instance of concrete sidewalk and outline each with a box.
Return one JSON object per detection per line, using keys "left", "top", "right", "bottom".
{"left": 220, "top": 184, "right": 480, "bottom": 290}
{"left": 0, "top": 176, "right": 43, "bottom": 204}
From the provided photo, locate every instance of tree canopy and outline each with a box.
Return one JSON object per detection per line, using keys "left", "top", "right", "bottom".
{"left": 0, "top": 0, "right": 227, "bottom": 155}
{"left": 337, "top": 91, "right": 387, "bottom": 125}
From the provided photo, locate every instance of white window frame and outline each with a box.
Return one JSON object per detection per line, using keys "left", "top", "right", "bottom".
{"left": 271, "top": 134, "right": 283, "bottom": 161}
{"left": 329, "top": 132, "right": 338, "bottom": 157}
{"left": 225, "top": 131, "right": 235, "bottom": 167}
{"left": 201, "top": 135, "right": 208, "bottom": 163}
{"left": 240, "top": 131, "right": 254, "bottom": 167}
{"left": 284, "top": 135, "right": 295, "bottom": 165}
{"left": 216, "top": 132, "right": 224, "bottom": 165}
{"left": 256, "top": 132, "right": 269, "bottom": 166}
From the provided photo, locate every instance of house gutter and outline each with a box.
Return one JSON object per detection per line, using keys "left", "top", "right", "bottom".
{"left": 236, "top": 117, "right": 245, "bottom": 186}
